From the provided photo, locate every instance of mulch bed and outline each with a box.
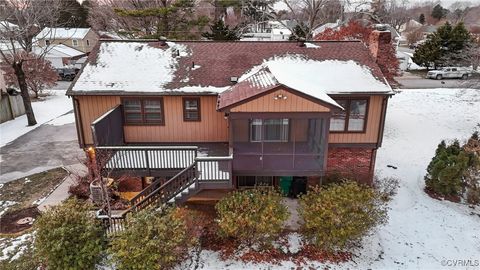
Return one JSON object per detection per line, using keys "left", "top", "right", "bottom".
{"left": 424, "top": 187, "right": 461, "bottom": 203}
{"left": 182, "top": 203, "right": 352, "bottom": 265}
{"left": 0, "top": 207, "right": 40, "bottom": 235}
{"left": 117, "top": 177, "right": 143, "bottom": 192}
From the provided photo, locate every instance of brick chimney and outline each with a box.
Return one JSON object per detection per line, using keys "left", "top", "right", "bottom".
{"left": 368, "top": 30, "right": 392, "bottom": 63}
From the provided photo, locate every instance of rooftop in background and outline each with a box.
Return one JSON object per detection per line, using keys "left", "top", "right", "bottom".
{"left": 35, "top": 27, "right": 92, "bottom": 40}
{"left": 68, "top": 40, "right": 391, "bottom": 99}
{"left": 33, "top": 44, "right": 85, "bottom": 58}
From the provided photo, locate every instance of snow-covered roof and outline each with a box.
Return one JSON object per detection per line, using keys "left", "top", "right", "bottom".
{"left": 312, "top": 22, "right": 340, "bottom": 37}
{"left": 35, "top": 27, "right": 92, "bottom": 40}
{"left": 218, "top": 56, "right": 392, "bottom": 109}
{"left": 34, "top": 44, "right": 85, "bottom": 58}
{"left": 72, "top": 42, "right": 225, "bottom": 94}
{"left": 69, "top": 40, "right": 391, "bottom": 96}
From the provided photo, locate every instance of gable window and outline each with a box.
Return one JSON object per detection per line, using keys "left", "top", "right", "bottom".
{"left": 122, "top": 98, "right": 164, "bottom": 125}
{"left": 86, "top": 39, "right": 90, "bottom": 46}
{"left": 72, "top": 39, "right": 78, "bottom": 46}
{"left": 249, "top": 119, "right": 289, "bottom": 142}
{"left": 183, "top": 97, "right": 200, "bottom": 121}
{"left": 45, "top": 40, "right": 50, "bottom": 46}
{"left": 330, "top": 98, "right": 368, "bottom": 132}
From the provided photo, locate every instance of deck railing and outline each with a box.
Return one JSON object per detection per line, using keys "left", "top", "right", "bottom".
{"left": 196, "top": 156, "right": 232, "bottom": 181}
{"left": 97, "top": 163, "right": 197, "bottom": 236}
{"left": 96, "top": 146, "right": 198, "bottom": 173}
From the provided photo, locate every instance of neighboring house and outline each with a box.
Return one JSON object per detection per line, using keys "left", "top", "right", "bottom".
{"left": 35, "top": 27, "right": 99, "bottom": 53}
{"left": 67, "top": 32, "right": 393, "bottom": 224}
{"left": 33, "top": 44, "right": 87, "bottom": 69}
{"left": 242, "top": 20, "right": 294, "bottom": 41}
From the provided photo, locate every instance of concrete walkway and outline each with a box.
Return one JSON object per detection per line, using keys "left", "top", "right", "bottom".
{"left": 283, "top": 198, "right": 301, "bottom": 231}
{"left": 38, "top": 163, "right": 87, "bottom": 212}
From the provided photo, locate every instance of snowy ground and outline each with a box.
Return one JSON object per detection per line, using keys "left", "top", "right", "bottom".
{"left": 0, "top": 89, "right": 74, "bottom": 148}
{"left": 1, "top": 88, "right": 479, "bottom": 269}
{"left": 187, "top": 88, "right": 480, "bottom": 270}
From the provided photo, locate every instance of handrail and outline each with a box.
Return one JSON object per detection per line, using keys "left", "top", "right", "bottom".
{"left": 195, "top": 155, "right": 233, "bottom": 161}
{"left": 129, "top": 177, "right": 163, "bottom": 206}
{"left": 95, "top": 145, "right": 199, "bottom": 150}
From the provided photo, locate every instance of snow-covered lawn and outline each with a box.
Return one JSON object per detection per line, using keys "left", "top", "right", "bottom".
{"left": 0, "top": 90, "right": 74, "bottom": 147}
{"left": 188, "top": 88, "right": 480, "bottom": 270}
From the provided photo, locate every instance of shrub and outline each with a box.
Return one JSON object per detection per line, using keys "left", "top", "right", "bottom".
{"left": 215, "top": 188, "right": 289, "bottom": 248}
{"left": 0, "top": 244, "right": 41, "bottom": 270}
{"left": 425, "top": 140, "right": 475, "bottom": 197}
{"left": 374, "top": 176, "right": 400, "bottom": 201}
{"left": 34, "top": 198, "right": 105, "bottom": 270}
{"left": 299, "top": 181, "right": 387, "bottom": 251}
{"left": 109, "top": 207, "right": 195, "bottom": 270}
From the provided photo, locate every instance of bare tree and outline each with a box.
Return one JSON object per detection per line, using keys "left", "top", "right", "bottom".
{"left": 262, "top": 0, "right": 344, "bottom": 39}
{"left": 448, "top": 1, "right": 473, "bottom": 24}
{"left": 0, "top": 0, "right": 64, "bottom": 126}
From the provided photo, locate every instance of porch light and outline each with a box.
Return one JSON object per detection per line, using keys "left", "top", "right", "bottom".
{"left": 274, "top": 93, "right": 287, "bottom": 100}
{"left": 87, "top": 147, "right": 96, "bottom": 160}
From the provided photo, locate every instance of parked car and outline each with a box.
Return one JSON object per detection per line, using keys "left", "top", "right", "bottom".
{"left": 426, "top": 67, "right": 471, "bottom": 80}
{"left": 56, "top": 68, "right": 79, "bottom": 81}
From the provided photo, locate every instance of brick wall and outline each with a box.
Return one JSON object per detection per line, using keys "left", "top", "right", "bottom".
{"left": 326, "top": 147, "right": 376, "bottom": 185}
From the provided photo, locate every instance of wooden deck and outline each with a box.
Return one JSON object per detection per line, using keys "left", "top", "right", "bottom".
{"left": 186, "top": 189, "right": 233, "bottom": 204}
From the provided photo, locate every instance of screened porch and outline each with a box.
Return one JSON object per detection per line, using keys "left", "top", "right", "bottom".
{"left": 229, "top": 112, "right": 329, "bottom": 176}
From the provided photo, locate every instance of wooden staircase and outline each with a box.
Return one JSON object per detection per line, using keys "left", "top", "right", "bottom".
{"left": 97, "top": 163, "right": 200, "bottom": 235}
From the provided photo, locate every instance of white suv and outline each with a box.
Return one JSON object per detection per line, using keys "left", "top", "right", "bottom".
{"left": 427, "top": 67, "right": 471, "bottom": 80}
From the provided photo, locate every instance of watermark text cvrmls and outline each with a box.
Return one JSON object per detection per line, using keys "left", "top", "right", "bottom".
{"left": 441, "top": 259, "right": 479, "bottom": 267}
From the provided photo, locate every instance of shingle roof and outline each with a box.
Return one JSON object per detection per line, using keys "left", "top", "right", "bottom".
{"left": 68, "top": 40, "right": 390, "bottom": 97}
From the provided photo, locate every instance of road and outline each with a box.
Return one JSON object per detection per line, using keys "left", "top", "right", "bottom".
{"left": 396, "top": 72, "right": 479, "bottom": 89}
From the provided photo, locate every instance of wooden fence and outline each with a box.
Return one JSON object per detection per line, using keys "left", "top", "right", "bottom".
{"left": 0, "top": 93, "right": 25, "bottom": 123}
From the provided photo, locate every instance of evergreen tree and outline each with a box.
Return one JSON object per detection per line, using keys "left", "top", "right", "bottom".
{"left": 419, "top": 13, "right": 425, "bottom": 25}
{"left": 115, "top": 0, "right": 209, "bottom": 39}
{"left": 288, "top": 23, "right": 309, "bottom": 41}
{"left": 413, "top": 22, "right": 472, "bottom": 69}
{"left": 201, "top": 19, "right": 240, "bottom": 40}
{"left": 425, "top": 140, "right": 471, "bottom": 196}
{"left": 57, "top": 0, "right": 90, "bottom": 28}
{"left": 431, "top": 4, "right": 448, "bottom": 20}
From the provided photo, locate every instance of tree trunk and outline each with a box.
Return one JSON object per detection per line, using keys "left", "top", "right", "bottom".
{"left": 13, "top": 61, "right": 37, "bottom": 126}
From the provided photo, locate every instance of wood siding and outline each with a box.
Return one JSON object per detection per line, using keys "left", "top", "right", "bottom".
{"left": 77, "top": 95, "right": 120, "bottom": 145}
{"left": 124, "top": 96, "right": 228, "bottom": 143}
{"left": 328, "top": 95, "right": 384, "bottom": 144}
{"left": 76, "top": 95, "right": 228, "bottom": 145}
{"left": 230, "top": 89, "right": 331, "bottom": 113}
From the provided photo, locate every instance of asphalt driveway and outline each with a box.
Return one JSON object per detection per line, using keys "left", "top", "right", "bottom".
{"left": 0, "top": 121, "right": 84, "bottom": 183}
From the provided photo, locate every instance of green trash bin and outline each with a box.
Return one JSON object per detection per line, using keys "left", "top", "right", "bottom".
{"left": 279, "top": 176, "right": 293, "bottom": 196}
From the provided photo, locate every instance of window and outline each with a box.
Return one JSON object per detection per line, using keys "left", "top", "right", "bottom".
{"left": 122, "top": 98, "right": 164, "bottom": 125}
{"left": 72, "top": 39, "right": 78, "bottom": 46}
{"left": 249, "top": 119, "right": 289, "bottom": 142}
{"left": 86, "top": 39, "right": 90, "bottom": 46}
{"left": 237, "top": 176, "right": 274, "bottom": 188}
{"left": 183, "top": 97, "right": 200, "bottom": 121}
{"left": 330, "top": 98, "right": 368, "bottom": 132}
{"left": 45, "top": 40, "right": 50, "bottom": 46}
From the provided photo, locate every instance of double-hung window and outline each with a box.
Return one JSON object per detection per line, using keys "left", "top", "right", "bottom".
{"left": 330, "top": 98, "right": 368, "bottom": 132}
{"left": 123, "top": 98, "right": 164, "bottom": 125}
{"left": 250, "top": 119, "right": 289, "bottom": 142}
{"left": 183, "top": 97, "right": 201, "bottom": 121}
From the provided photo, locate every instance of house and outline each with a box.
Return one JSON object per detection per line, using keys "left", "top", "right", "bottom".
{"left": 241, "top": 20, "right": 294, "bottom": 41}
{"left": 67, "top": 32, "right": 393, "bottom": 226}
{"left": 33, "top": 44, "right": 87, "bottom": 69}
{"left": 35, "top": 27, "right": 99, "bottom": 53}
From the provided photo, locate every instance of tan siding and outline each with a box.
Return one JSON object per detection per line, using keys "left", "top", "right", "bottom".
{"left": 77, "top": 95, "right": 120, "bottom": 145}
{"left": 230, "top": 89, "right": 331, "bottom": 113}
{"left": 77, "top": 95, "right": 228, "bottom": 145}
{"left": 328, "top": 95, "right": 383, "bottom": 144}
{"left": 123, "top": 96, "right": 228, "bottom": 143}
